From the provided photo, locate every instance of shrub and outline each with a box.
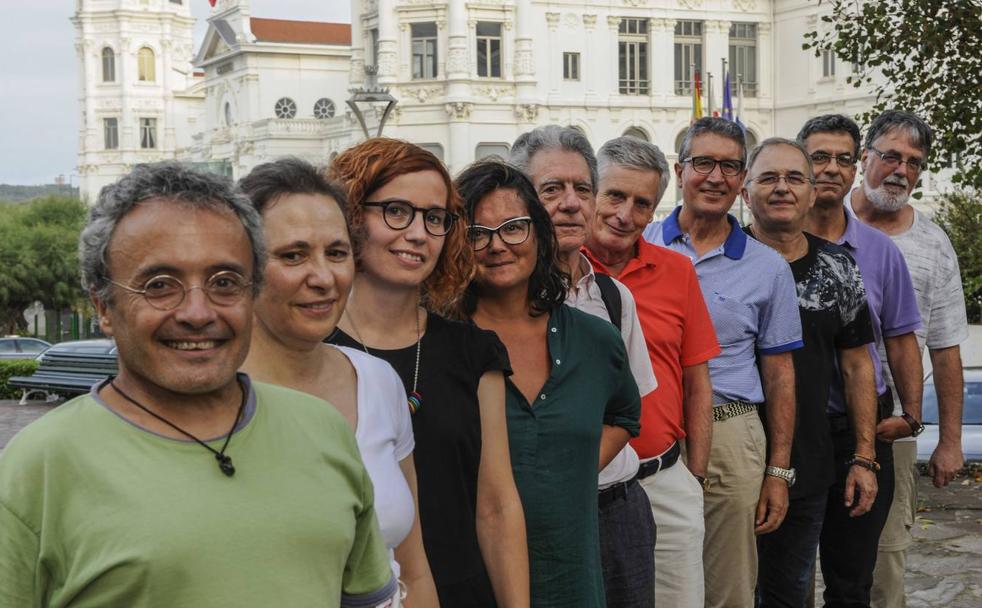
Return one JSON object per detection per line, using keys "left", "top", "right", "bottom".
{"left": 0, "top": 360, "right": 38, "bottom": 399}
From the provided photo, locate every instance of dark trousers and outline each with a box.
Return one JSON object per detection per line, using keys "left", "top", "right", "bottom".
{"left": 819, "top": 416, "right": 895, "bottom": 608}
{"left": 599, "top": 478, "right": 657, "bottom": 608}
{"left": 757, "top": 490, "right": 829, "bottom": 607}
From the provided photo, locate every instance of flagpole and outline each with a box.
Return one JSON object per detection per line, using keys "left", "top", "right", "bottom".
{"left": 707, "top": 72, "right": 714, "bottom": 117}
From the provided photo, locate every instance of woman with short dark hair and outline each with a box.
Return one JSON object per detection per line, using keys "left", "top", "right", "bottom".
{"left": 455, "top": 160, "right": 642, "bottom": 608}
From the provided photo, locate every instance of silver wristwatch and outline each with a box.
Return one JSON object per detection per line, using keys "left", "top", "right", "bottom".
{"left": 765, "top": 465, "right": 797, "bottom": 488}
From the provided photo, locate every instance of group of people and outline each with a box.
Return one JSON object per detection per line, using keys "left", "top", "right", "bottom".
{"left": 0, "top": 108, "right": 967, "bottom": 608}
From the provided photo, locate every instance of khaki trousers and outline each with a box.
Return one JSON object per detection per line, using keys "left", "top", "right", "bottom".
{"left": 638, "top": 449, "right": 705, "bottom": 608}
{"left": 703, "top": 409, "right": 766, "bottom": 608}
{"left": 870, "top": 441, "right": 918, "bottom": 608}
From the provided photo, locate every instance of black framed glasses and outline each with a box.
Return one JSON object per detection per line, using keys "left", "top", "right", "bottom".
{"left": 747, "top": 173, "right": 815, "bottom": 188}
{"left": 364, "top": 199, "right": 457, "bottom": 236}
{"left": 868, "top": 147, "right": 924, "bottom": 173}
{"left": 681, "top": 156, "right": 745, "bottom": 176}
{"left": 109, "top": 271, "right": 252, "bottom": 311}
{"left": 467, "top": 216, "right": 533, "bottom": 251}
{"left": 809, "top": 152, "right": 855, "bottom": 167}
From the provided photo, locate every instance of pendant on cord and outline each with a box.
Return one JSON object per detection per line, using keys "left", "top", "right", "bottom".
{"left": 408, "top": 391, "right": 422, "bottom": 415}
{"left": 216, "top": 453, "right": 236, "bottom": 477}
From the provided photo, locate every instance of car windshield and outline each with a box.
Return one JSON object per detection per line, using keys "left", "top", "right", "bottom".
{"left": 922, "top": 372, "right": 982, "bottom": 424}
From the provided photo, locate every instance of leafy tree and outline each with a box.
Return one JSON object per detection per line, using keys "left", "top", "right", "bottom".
{"left": 804, "top": 1, "right": 982, "bottom": 190}
{"left": 0, "top": 196, "right": 87, "bottom": 333}
{"left": 933, "top": 190, "right": 982, "bottom": 324}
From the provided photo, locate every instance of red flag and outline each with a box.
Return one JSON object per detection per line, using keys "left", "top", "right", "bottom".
{"left": 208, "top": 0, "right": 217, "bottom": 6}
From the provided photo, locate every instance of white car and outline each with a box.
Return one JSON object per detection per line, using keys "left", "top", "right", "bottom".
{"left": 917, "top": 367, "right": 982, "bottom": 462}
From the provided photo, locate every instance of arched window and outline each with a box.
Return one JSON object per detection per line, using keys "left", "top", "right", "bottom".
{"left": 675, "top": 130, "right": 688, "bottom": 156}
{"left": 101, "top": 47, "right": 115, "bottom": 82}
{"left": 623, "top": 127, "right": 649, "bottom": 141}
{"left": 475, "top": 143, "right": 510, "bottom": 160}
{"left": 274, "top": 97, "right": 297, "bottom": 119}
{"left": 137, "top": 47, "right": 156, "bottom": 82}
{"left": 744, "top": 129, "right": 758, "bottom": 151}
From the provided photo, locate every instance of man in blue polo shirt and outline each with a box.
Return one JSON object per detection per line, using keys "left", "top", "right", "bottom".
{"left": 799, "top": 114, "right": 923, "bottom": 607}
{"left": 643, "top": 117, "right": 802, "bottom": 608}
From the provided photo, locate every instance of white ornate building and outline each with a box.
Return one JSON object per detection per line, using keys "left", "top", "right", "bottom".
{"left": 74, "top": 0, "right": 948, "bottom": 209}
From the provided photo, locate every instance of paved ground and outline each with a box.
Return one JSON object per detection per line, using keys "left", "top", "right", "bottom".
{"left": 1, "top": 399, "right": 980, "bottom": 604}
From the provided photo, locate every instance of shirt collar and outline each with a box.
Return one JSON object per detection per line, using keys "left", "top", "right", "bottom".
{"left": 839, "top": 207, "right": 861, "bottom": 249}
{"left": 663, "top": 205, "right": 747, "bottom": 260}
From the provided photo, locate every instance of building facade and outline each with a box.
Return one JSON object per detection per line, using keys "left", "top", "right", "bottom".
{"left": 74, "top": 0, "right": 949, "bottom": 209}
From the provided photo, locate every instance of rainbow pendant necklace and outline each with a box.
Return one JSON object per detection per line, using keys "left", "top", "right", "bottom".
{"left": 347, "top": 308, "right": 423, "bottom": 415}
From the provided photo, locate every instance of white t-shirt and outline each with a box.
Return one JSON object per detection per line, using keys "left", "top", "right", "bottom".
{"left": 566, "top": 254, "right": 659, "bottom": 488}
{"left": 333, "top": 345, "right": 416, "bottom": 575}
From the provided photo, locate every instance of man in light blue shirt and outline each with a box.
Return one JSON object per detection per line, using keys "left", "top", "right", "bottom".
{"left": 643, "top": 117, "right": 802, "bottom": 608}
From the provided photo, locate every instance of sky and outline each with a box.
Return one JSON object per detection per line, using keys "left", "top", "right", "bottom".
{"left": 0, "top": 1, "right": 351, "bottom": 185}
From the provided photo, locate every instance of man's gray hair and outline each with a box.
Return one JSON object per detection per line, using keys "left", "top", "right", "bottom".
{"left": 79, "top": 161, "right": 266, "bottom": 303}
{"left": 745, "top": 137, "right": 815, "bottom": 182}
{"left": 678, "top": 117, "right": 748, "bottom": 164}
{"left": 864, "top": 110, "right": 933, "bottom": 157}
{"left": 597, "top": 136, "right": 672, "bottom": 205}
{"left": 509, "top": 125, "right": 599, "bottom": 193}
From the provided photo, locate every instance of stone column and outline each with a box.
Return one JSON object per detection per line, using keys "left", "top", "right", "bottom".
{"left": 350, "top": 0, "right": 365, "bottom": 86}
{"left": 756, "top": 21, "right": 772, "bottom": 103}
{"left": 607, "top": 15, "right": 621, "bottom": 98}
{"left": 445, "top": 0, "right": 470, "bottom": 168}
{"left": 376, "top": 0, "right": 398, "bottom": 85}
{"left": 513, "top": 0, "right": 535, "bottom": 103}
{"left": 703, "top": 20, "right": 731, "bottom": 114}
{"left": 651, "top": 18, "right": 676, "bottom": 101}
{"left": 120, "top": 35, "right": 133, "bottom": 151}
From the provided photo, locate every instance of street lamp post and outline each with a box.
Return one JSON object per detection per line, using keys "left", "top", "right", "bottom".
{"left": 346, "top": 66, "right": 398, "bottom": 139}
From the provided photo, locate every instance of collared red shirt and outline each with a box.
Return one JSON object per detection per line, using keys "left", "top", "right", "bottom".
{"left": 826, "top": 200, "right": 922, "bottom": 413}
{"left": 644, "top": 206, "right": 803, "bottom": 405}
{"left": 585, "top": 240, "right": 720, "bottom": 459}
{"left": 566, "top": 252, "right": 658, "bottom": 487}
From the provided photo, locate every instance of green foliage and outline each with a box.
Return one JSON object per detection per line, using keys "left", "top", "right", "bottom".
{"left": 0, "top": 360, "right": 38, "bottom": 399}
{"left": 933, "top": 190, "right": 982, "bottom": 324}
{"left": 804, "top": 1, "right": 982, "bottom": 190}
{"left": 0, "top": 196, "right": 87, "bottom": 334}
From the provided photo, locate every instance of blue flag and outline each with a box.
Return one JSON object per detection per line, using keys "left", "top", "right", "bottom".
{"left": 722, "top": 72, "right": 734, "bottom": 121}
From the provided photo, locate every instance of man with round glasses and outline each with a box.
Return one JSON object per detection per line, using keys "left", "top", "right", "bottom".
{"left": 510, "top": 126, "right": 661, "bottom": 607}
{"left": 799, "top": 113, "right": 923, "bottom": 606}
{"left": 0, "top": 162, "right": 396, "bottom": 607}
{"left": 739, "top": 138, "right": 880, "bottom": 607}
{"left": 644, "top": 117, "right": 803, "bottom": 608}
{"left": 846, "top": 110, "right": 968, "bottom": 608}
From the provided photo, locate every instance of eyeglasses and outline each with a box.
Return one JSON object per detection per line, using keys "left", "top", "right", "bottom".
{"left": 809, "top": 152, "right": 855, "bottom": 167}
{"left": 109, "top": 271, "right": 252, "bottom": 311}
{"left": 747, "top": 173, "right": 815, "bottom": 188}
{"left": 364, "top": 199, "right": 457, "bottom": 236}
{"left": 467, "top": 216, "right": 533, "bottom": 251}
{"left": 681, "top": 156, "right": 745, "bottom": 177}
{"left": 868, "top": 147, "right": 924, "bottom": 173}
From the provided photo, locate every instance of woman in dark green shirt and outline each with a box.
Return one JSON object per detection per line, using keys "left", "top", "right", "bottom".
{"left": 455, "top": 160, "right": 642, "bottom": 608}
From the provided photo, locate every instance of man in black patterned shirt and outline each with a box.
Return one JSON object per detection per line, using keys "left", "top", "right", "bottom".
{"left": 740, "top": 137, "right": 880, "bottom": 607}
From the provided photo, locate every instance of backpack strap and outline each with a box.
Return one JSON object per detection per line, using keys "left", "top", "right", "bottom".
{"left": 594, "top": 272, "right": 623, "bottom": 332}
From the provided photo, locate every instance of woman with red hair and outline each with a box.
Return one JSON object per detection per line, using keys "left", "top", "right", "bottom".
{"left": 328, "top": 139, "right": 529, "bottom": 608}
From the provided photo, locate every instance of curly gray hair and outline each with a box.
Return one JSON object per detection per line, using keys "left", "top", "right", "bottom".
{"left": 508, "top": 125, "right": 599, "bottom": 194}
{"left": 79, "top": 161, "right": 265, "bottom": 303}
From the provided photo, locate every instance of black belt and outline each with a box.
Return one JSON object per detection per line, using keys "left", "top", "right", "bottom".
{"left": 636, "top": 441, "right": 681, "bottom": 481}
{"left": 598, "top": 477, "right": 639, "bottom": 509}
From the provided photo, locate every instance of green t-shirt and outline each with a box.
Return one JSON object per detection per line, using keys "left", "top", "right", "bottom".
{"left": 0, "top": 377, "right": 395, "bottom": 607}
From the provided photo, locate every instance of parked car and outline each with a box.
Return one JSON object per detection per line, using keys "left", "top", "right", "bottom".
{"left": 917, "top": 366, "right": 982, "bottom": 462}
{"left": 9, "top": 339, "right": 118, "bottom": 403}
{"left": 0, "top": 336, "right": 51, "bottom": 360}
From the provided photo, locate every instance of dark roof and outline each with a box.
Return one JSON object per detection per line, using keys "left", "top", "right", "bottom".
{"left": 250, "top": 18, "right": 351, "bottom": 46}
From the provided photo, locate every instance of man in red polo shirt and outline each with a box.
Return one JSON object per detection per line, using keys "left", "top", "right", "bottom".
{"left": 585, "top": 136, "right": 720, "bottom": 607}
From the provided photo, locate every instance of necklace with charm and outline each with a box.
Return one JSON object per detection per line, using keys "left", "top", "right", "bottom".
{"left": 109, "top": 378, "right": 246, "bottom": 477}
{"left": 345, "top": 308, "right": 423, "bottom": 415}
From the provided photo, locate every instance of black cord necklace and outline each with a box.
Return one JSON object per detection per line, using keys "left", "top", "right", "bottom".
{"left": 109, "top": 378, "right": 246, "bottom": 477}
